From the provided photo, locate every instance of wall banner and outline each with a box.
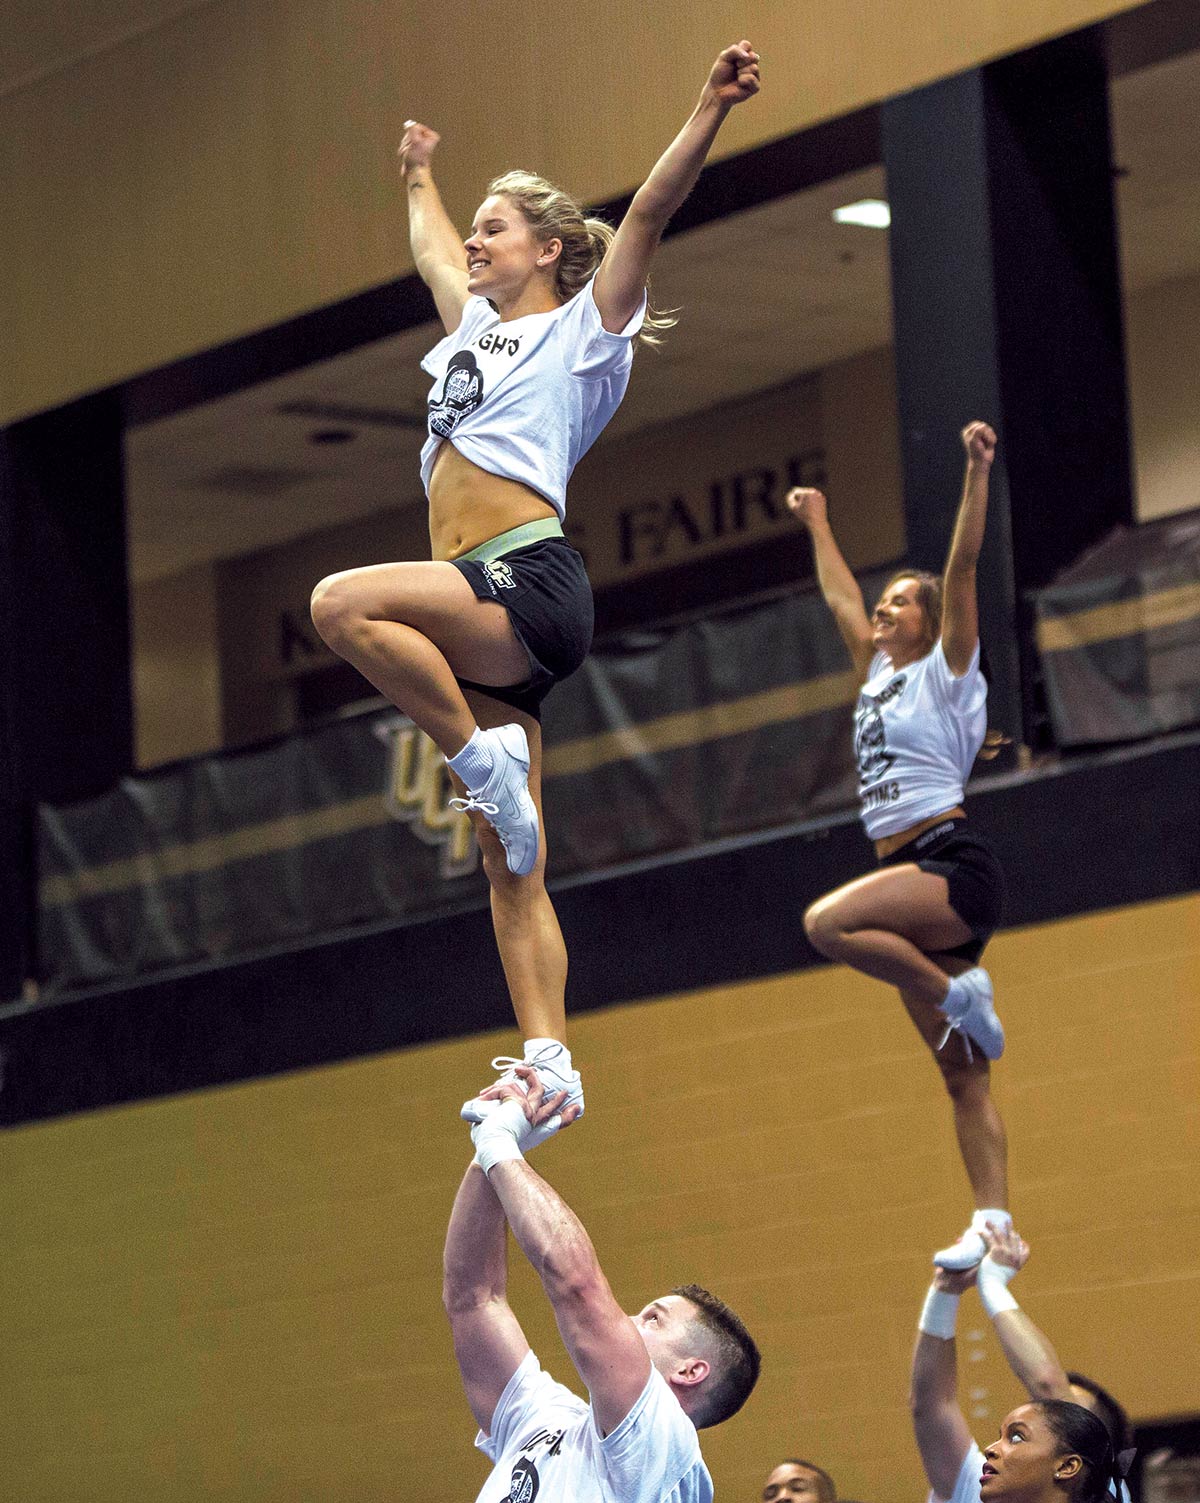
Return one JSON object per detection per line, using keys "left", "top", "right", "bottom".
{"left": 1033, "top": 510, "right": 1200, "bottom": 747}
{"left": 39, "top": 575, "right": 893, "bottom": 993}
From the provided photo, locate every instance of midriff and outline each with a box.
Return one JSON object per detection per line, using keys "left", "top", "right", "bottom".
{"left": 428, "top": 441, "right": 557, "bottom": 562}
{"left": 873, "top": 806, "right": 967, "bottom": 861}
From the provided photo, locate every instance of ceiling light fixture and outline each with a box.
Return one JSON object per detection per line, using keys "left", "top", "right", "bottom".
{"left": 832, "top": 199, "right": 891, "bottom": 229}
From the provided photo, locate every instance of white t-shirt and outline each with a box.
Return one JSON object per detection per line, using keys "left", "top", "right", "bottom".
{"left": 473, "top": 1351, "right": 712, "bottom": 1503}
{"left": 934, "top": 1440, "right": 987, "bottom": 1503}
{"left": 420, "top": 276, "right": 647, "bottom": 519}
{"left": 933, "top": 1439, "right": 1130, "bottom": 1503}
{"left": 855, "top": 640, "right": 988, "bottom": 839}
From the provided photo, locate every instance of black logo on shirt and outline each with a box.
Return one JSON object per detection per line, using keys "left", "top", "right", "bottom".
{"left": 504, "top": 1457, "right": 539, "bottom": 1502}
{"left": 478, "top": 331, "right": 521, "bottom": 357}
{"left": 429, "top": 351, "right": 484, "bottom": 438}
{"left": 855, "top": 674, "right": 906, "bottom": 785}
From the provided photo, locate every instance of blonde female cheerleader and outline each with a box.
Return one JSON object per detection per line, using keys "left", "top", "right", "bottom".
{"left": 789, "top": 422, "right": 1012, "bottom": 1268}
{"left": 311, "top": 43, "right": 761, "bottom": 1124}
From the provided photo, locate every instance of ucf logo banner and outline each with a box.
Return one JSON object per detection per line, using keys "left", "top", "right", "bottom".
{"left": 374, "top": 715, "right": 477, "bottom": 879}
{"left": 38, "top": 571, "right": 896, "bottom": 992}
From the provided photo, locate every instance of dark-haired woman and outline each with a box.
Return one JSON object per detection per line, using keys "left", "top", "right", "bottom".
{"left": 789, "top": 423, "right": 1010, "bottom": 1268}
{"left": 980, "top": 1404, "right": 1128, "bottom": 1503}
{"left": 310, "top": 45, "right": 760, "bottom": 1124}
{"left": 912, "top": 1223, "right": 1132, "bottom": 1503}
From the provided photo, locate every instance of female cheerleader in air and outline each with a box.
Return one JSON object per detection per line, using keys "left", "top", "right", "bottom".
{"left": 311, "top": 42, "right": 761, "bottom": 1123}
{"left": 788, "top": 422, "right": 1012, "bottom": 1268}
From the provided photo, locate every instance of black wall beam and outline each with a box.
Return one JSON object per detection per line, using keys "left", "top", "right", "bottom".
{"left": 882, "top": 28, "right": 1135, "bottom": 747}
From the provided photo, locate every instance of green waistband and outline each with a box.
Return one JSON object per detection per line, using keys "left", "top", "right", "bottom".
{"left": 456, "top": 516, "right": 564, "bottom": 565}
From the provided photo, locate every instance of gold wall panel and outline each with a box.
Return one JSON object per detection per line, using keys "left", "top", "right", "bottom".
{"left": 2, "top": 0, "right": 1141, "bottom": 423}
{"left": 2, "top": 891, "right": 1196, "bottom": 1500}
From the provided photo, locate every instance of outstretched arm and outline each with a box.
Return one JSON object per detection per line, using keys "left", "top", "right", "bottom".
{"left": 398, "top": 120, "right": 471, "bottom": 333}
{"left": 941, "top": 422, "right": 997, "bottom": 675}
{"left": 443, "top": 1162, "right": 530, "bottom": 1434}
{"left": 979, "top": 1225, "right": 1073, "bottom": 1402}
{"left": 593, "top": 41, "right": 760, "bottom": 333}
{"left": 787, "top": 487, "right": 875, "bottom": 680}
{"left": 474, "top": 1073, "right": 650, "bottom": 1438}
{"left": 910, "top": 1266, "right": 978, "bottom": 1500}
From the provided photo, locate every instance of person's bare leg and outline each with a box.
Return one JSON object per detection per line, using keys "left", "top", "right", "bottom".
{"left": 805, "top": 866, "right": 1009, "bottom": 1217}
{"left": 454, "top": 691, "right": 566, "bottom": 1046}
{"left": 899, "top": 975, "right": 1009, "bottom": 1210}
{"left": 804, "top": 865, "right": 977, "bottom": 1007}
{"left": 310, "top": 560, "right": 530, "bottom": 755}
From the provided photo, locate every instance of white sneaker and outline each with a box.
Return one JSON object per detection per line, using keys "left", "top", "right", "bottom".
{"left": 938, "top": 967, "right": 1005, "bottom": 1062}
{"left": 933, "top": 1227, "right": 988, "bottom": 1270}
{"left": 934, "top": 1210, "right": 1013, "bottom": 1271}
{"left": 449, "top": 724, "right": 539, "bottom": 877}
{"left": 461, "top": 1042, "right": 585, "bottom": 1125}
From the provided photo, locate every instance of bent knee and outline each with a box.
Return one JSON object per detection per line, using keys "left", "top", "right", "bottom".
{"left": 804, "top": 899, "right": 840, "bottom": 955}
{"left": 309, "top": 573, "right": 358, "bottom": 645}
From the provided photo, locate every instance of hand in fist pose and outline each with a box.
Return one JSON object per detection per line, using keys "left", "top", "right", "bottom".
{"left": 785, "top": 486, "right": 828, "bottom": 529}
{"left": 398, "top": 119, "right": 439, "bottom": 175}
{"left": 962, "top": 420, "right": 997, "bottom": 468}
{"left": 705, "top": 40, "right": 761, "bottom": 107}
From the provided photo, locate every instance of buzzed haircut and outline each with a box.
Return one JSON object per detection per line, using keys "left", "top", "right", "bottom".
{"left": 780, "top": 1458, "right": 837, "bottom": 1502}
{"left": 671, "top": 1282, "right": 761, "bottom": 1428}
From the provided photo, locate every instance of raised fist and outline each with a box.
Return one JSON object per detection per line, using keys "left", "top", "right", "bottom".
{"left": 706, "top": 41, "right": 761, "bottom": 106}
{"left": 786, "top": 487, "right": 828, "bottom": 528}
{"left": 398, "top": 119, "right": 440, "bottom": 174}
{"left": 962, "top": 421, "right": 997, "bottom": 468}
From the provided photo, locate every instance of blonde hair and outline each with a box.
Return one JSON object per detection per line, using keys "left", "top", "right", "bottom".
{"left": 879, "top": 569, "right": 1010, "bottom": 761}
{"left": 487, "top": 170, "right": 676, "bottom": 349}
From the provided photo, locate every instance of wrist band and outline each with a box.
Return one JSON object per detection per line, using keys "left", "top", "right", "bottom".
{"left": 473, "top": 1130, "right": 524, "bottom": 1177}
{"left": 471, "top": 1099, "right": 529, "bottom": 1177}
{"left": 977, "top": 1259, "right": 1020, "bottom": 1319}
{"left": 919, "top": 1286, "right": 960, "bottom": 1339}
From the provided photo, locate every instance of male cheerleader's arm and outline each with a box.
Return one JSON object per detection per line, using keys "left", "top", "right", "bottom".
{"left": 593, "top": 40, "right": 760, "bottom": 333}
{"left": 398, "top": 119, "right": 471, "bottom": 333}
{"left": 940, "top": 421, "right": 997, "bottom": 676}
{"left": 476, "top": 1068, "right": 652, "bottom": 1439}
{"left": 442, "top": 1161, "right": 532, "bottom": 1435}
{"left": 786, "top": 487, "right": 875, "bottom": 680}
{"left": 978, "top": 1225, "right": 1073, "bottom": 1402}
{"left": 911, "top": 1264, "right": 978, "bottom": 1500}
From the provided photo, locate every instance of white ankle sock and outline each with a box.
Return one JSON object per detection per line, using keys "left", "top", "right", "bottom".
{"left": 971, "top": 1207, "right": 1012, "bottom": 1233}
{"left": 447, "top": 726, "right": 492, "bottom": 788}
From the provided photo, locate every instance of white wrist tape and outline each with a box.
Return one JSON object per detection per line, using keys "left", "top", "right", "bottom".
{"left": 977, "top": 1255, "right": 1020, "bottom": 1318}
{"left": 919, "top": 1285, "right": 961, "bottom": 1339}
{"left": 470, "top": 1100, "right": 528, "bottom": 1177}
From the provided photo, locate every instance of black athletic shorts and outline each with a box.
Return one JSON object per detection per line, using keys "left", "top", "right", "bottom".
{"left": 878, "top": 817, "right": 1006, "bottom": 965}
{"left": 451, "top": 518, "right": 593, "bottom": 721}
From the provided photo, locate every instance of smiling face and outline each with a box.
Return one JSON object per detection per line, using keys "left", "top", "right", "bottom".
{"left": 762, "top": 1461, "right": 833, "bottom": 1502}
{"left": 871, "top": 574, "right": 936, "bottom": 665}
{"left": 464, "top": 194, "right": 558, "bottom": 306}
{"left": 981, "top": 1405, "right": 1082, "bottom": 1502}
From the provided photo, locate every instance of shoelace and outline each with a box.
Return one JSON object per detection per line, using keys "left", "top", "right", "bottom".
{"left": 487, "top": 1044, "right": 564, "bottom": 1077}
{"left": 475, "top": 1046, "right": 569, "bottom": 1098}
{"left": 449, "top": 794, "right": 499, "bottom": 817}
{"left": 936, "top": 1019, "right": 974, "bottom": 1065}
{"left": 448, "top": 793, "right": 511, "bottom": 849}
